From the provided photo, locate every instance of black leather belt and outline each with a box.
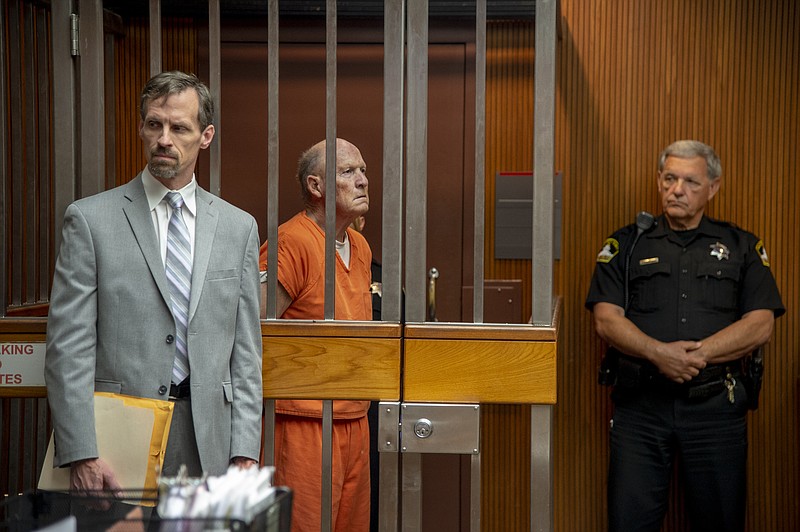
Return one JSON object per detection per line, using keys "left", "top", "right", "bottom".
{"left": 692, "top": 363, "right": 741, "bottom": 383}
{"left": 169, "top": 380, "right": 191, "bottom": 399}
{"left": 616, "top": 355, "right": 742, "bottom": 399}
{"left": 653, "top": 363, "right": 742, "bottom": 400}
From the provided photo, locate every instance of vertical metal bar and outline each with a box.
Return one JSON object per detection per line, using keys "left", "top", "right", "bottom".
{"left": 323, "top": 0, "right": 337, "bottom": 321}
{"left": 22, "top": 399, "right": 33, "bottom": 489}
{"left": 103, "top": 33, "right": 116, "bottom": 192}
{"left": 378, "top": 402, "right": 400, "bottom": 532}
{"left": 0, "top": 400, "right": 5, "bottom": 493}
{"left": 531, "top": 0, "right": 558, "bottom": 326}
{"left": 51, "top": 0, "right": 77, "bottom": 256}
{"left": 470, "top": 452, "right": 481, "bottom": 532}
{"left": 381, "top": 0, "right": 405, "bottom": 324}
{"left": 37, "top": 7, "right": 53, "bottom": 301}
{"left": 531, "top": 0, "right": 559, "bottom": 526}
{"left": 322, "top": 4, "right": 337, "bottom": 524}
{"left": 380, "top": 452, "right": 400, "bottom": 532}
{"left": 472, "top": 0, "right": 487, "bottom": 324}
{"left": 78, "top": 0, "right": 105, "bottom": 198}
{"left": 9, "top": 401, "right": 21, "bottom": 494}
{"left": 22, "top": 3, "right": 37, "bottom": 304}
{"left": 0, "top": 400, "right": 6, "bottom": 493}
{"left": 149, "top": 0, "right": 161, "bottom": 76}
{"left": 404, "top": 0, "right": 428, "bottom": 323}
{"left": 208, "top": 0, "right": 222, "bottom": 196}
{"left": 0, "top": 0, "right": 8, "bottom": 314}
{"left": 8, "top": 0, "right": 22, "bottom": 307}
{"left": 265, "top": 0, "right": 280, "bottom": 319}
{"left": 263, "top": 399, "right": 276, "bottom": 465}
{"left": 401, "top": 453, "right": 422, "bottom": 532}
{"left": 530, "top": 405, "right": 554, "bottom": 532}
{"left": 321, "top": 399, "right": 334, "bottom": 532}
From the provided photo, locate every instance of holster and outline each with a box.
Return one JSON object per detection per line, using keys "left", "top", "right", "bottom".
{"left": 598, "top": 347, "right": 645, "bottom": 388}
{"left": 740, "top": 349, "right": 764, "bottom": 410}
{"left": 597, "top": 348, "right": 619, "bottom": 386}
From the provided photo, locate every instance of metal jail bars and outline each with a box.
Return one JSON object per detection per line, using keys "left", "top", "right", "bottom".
{"left": 1, "top": 0, "right": 561, "bottom": 531}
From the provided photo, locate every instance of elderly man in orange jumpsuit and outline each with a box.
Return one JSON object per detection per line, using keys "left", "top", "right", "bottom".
{"left": 260, "top": 138, "right": 372, "bottom": 532}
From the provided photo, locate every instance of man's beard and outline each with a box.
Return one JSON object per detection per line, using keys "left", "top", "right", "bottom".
{"left": 148, "top": 151, "right": 179, "bottom": 179}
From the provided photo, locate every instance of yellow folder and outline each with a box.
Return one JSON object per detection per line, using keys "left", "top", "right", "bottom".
{"left": 38, "top": 392, "right": 174, "bottom": 505}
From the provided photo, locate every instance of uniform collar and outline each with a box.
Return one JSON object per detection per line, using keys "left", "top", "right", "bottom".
{"left": 650, "top": 214, "right": 724, "bottom": 241}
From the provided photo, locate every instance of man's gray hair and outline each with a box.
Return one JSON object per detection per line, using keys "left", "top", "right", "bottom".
{"left": 658, "top": 140, "right": 722, "bottom": 180}
{"left": 296, "top": 141, "right": 327, "bottom": 206}
{"left": 140, "top": 71, "right": 214, "bottom": 131}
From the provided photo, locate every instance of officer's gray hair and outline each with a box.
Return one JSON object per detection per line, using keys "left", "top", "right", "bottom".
{"left": 658, "top": 140, "right": 722, "bottom": 181}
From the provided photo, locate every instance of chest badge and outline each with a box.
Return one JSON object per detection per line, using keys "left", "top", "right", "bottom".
{"left": 709, "top": 241, "right": 730, "bottom": 261}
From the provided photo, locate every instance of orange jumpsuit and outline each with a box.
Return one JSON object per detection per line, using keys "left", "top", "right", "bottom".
{"left": 260, "top": 211, "right": 372, "bottom": 532}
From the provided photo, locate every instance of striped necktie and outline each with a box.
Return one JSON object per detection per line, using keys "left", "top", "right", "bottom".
{"left": 165, "top": 191, "right": 191, "bottom": 384}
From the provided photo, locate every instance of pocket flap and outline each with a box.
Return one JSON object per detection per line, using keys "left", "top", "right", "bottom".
{"left": 206, "top": 268, "right": 238, "bottom": 281}
{"left": 222, "top": 381, "right": 233, "bottom": 402}
{"left": 630, "top": 261, "right": 670, "bottom": 280}
{"left": 697, "top": 262, "right": 740, "bottom": 281}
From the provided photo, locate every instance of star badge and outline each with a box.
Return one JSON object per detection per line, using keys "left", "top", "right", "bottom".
{"left": 709, "top": 242, "right": 730, "bottom": 261}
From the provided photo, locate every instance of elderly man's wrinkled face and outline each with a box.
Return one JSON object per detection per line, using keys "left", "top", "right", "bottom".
{"left": 657, "top": 155, "right": 719, "bottom": 230}
{"left": 332, "top": 142, "right": 369, "bottom": 221}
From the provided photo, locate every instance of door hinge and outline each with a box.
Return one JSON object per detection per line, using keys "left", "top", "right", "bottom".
{"left": 70, "top": 14, "right": 79, "bottom": 57}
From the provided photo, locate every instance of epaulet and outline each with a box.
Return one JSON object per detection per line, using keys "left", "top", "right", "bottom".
{"left": 608, "top": 222, "right": 637, "bottom": 237}
{"left": 706, "top": 217, "right": 738, "bottom": 230}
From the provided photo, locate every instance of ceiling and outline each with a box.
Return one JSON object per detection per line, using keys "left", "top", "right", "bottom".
{"left": 102, "top": 1, "right": 537, "bottom": 20}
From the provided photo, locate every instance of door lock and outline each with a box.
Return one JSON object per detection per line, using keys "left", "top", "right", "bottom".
{"left": 413, "top": 418, "right": 433, "bottom": 439}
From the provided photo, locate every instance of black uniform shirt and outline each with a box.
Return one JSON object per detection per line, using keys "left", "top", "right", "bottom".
{"left": 586, "top": 215, "right": 785, "bottom": 343}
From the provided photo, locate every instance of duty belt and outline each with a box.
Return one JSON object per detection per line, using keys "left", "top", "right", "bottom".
{"left": 616, "top": 355, "right": 741, "bottom": 399}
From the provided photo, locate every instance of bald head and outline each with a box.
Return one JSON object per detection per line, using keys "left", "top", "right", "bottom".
{"left": 296, "top": 138, "right": 368, "bottom": 210}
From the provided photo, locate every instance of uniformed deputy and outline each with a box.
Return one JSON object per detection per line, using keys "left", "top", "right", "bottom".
{"left": 585, "top": 140, "right": 784, "bottom": 532}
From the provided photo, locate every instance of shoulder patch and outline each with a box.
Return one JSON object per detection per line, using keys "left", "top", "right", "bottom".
{"left": 755, "top": 240, "right": 771, "bottom": 267}
{"left": 596, "top": 238, "right": 619, "bottom": 263}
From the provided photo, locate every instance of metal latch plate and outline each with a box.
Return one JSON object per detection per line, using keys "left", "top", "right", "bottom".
{"left": 400, "top": 403, "right": 480, "bottom": 454}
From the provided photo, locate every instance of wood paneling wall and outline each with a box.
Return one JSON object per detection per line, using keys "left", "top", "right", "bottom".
{"left": 481, "top": 1, "right": 798, "bottom": 530}
{"left": 480, "top": 20, "right": 535, "bottom": 532}
{"left": 548, "top": 1, "right": 796, "bottom": 530}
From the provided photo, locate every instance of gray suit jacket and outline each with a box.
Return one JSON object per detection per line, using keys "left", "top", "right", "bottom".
{"left": 45, "top": 175, "right": 263, "bottom": 475}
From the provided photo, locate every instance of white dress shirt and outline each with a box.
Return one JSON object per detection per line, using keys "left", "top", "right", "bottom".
{"left": 141, "top": 167, "right": 197, "bottom": 266}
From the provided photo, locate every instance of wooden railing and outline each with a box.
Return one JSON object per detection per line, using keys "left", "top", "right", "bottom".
{"left": 1, "top": 311, "right": 559, "bottom": 532}
{"left": 0, "top": 319, "right": 49, "bottom": 497}
{"left": 261, "top": 320, "right": 402, "bottom": 402}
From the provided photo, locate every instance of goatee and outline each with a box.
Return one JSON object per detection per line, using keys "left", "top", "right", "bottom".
{"left": 149, "top": 161, "right": 178, "bottom": 180}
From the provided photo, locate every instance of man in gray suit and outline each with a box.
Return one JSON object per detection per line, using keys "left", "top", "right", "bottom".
{"left": 45, "top": 71, "right": 263, "bottom": 494}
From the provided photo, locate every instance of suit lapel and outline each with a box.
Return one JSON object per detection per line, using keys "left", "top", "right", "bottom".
{"left": 190, "top": 187, "right": 219, "bottom": 320}
{"left": 122, "top": 175, "right": 173, "bottom": 309}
